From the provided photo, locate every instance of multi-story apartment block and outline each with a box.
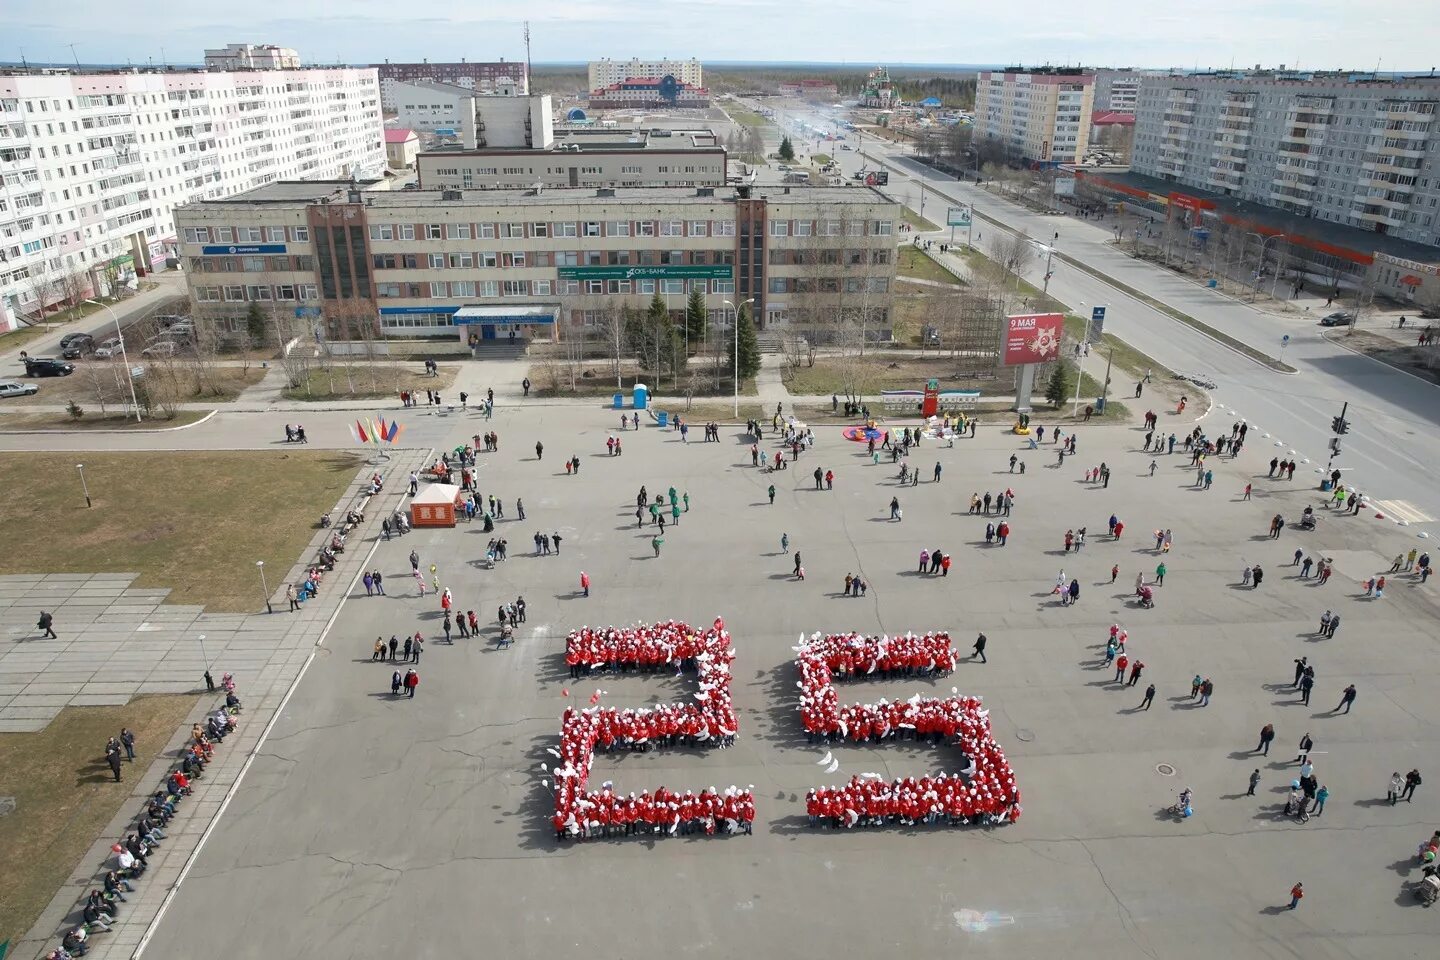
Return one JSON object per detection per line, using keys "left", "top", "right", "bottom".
{"left": 1132, "top": 72, "right": 1440, "bottom": 245}
{"left": 1091, "top": 70, "right": 1163, "bottom": 113}
{"left": 975, "top": 68, "right": 1094, "bottom": 166}
{"left": 390, "top": 81, "right": 553, "bottom": 151}
{"left": 204, "top": 43, "right": 301, "bottom": 71}
{"left": 588, "top": 59, "right": 703, "bottom": 92}
{"left": 0, "top": 65, "right": 384, "bottom": 331}
{"left": 375, "top": 61, "right": 527, "bottom": 110}
{"left": 418, "top": 128, "right": 725, "bottom": 190}
{"left": 172, "top": 182, "right": 898, "bottom": 346}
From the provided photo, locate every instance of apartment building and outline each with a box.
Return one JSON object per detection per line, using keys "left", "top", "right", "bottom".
{"left": 204, "top": 43, "right": 301, "bottom": 71}
{"left": 0, "top": 66, "right": 384, "bottom": 331}
{"left": 418, "top": 129, "right": 725, "bottom": 190}
{"left": 1132, "top": 71, "right": 1440, "bottom": 245}
{"left": 975, "top": 68, "right": 1095, "bottom": 166}
{"left": 172, "top": 182, "right": 899, "bottom": 346}
{"left": 588, "top": 59, "right": 703, "bottom": 91}
{"left": 375, "top": 61, "right": 527, "bottom": 110}
{"left": 391, "top": 81, "right": 554, "bottom": 150}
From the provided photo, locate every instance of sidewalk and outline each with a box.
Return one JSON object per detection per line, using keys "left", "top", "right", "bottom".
{"left": 0, "top": 273, "right": 186, "bottom": 366}
{"left": 9, "top": 445, "right": 435, "bottom": 960}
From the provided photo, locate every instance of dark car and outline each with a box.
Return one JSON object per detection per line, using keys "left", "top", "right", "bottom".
{"left": 23, "top": 357, "right": 75, "bottom": 377}
{"left": 1319, "top": 312, "right": 1356, "bottom": 327}
{"left": 1420, "top": 305, "right": 1440, "bottom": 320}
{"left": 60, "top": 332, "right": 95, "bottom": 358}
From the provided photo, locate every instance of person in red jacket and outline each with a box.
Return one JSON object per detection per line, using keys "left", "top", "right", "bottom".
{"left": 403, "top": 669, "right": 418, "bottom": 698}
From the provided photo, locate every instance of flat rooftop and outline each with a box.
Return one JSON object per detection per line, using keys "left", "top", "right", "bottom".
{"left": 201, "top": 183, "right": 894, "bottom": 208}
{"left": 423, "top": 129, "right": 722, "bottom": 156}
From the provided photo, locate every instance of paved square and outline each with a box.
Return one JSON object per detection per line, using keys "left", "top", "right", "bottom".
{"left": 137, "top": 406, "right": 1438, "bottom": 959}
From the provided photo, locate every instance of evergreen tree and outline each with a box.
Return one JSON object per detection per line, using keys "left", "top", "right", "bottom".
{"left": 1044, "top": 361, "right": 1073, "bottom": 408}
{"left": 727, "top": 303, "right": 761, "bottom": 384}
{"left": 641, "top": 292, "right": 672, "bottom": 373}
{"left": 684, "top": 286, "right": 707, "bottom": 347}
{"left": 245, "top": 301, "right": 267, "bottom": 346}
{"left": 778, "top": 136, "right": 796, "bottom": 162}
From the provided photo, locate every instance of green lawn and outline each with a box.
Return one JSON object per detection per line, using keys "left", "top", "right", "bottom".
{"left": 898, "top": 246, "right": 963, "bottom": 285}
{"left": 0, "top": 450, "right": 363, "bottom": 610}
{"left": 902, "top": 208, "right": 940, "bottom": 232}
{"left": 282, "top": 363, "right": 456, "bottom": 401}
{"left": 730, "top": 108, "right": 770, "bottom": 128}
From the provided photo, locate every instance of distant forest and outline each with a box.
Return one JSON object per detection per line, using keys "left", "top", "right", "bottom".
{"left": 530, "top": 64, "right": 976, "bottom": 109}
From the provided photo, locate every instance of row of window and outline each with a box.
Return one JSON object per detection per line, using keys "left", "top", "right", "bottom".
{"left": 194, "top": 284, "right": 320, "bottom": 303}
{"left": 371, "top": 249, "right": 735, "bottom": 270}
{"left": 183, "top": 225, "right": 309, "bottom": 244}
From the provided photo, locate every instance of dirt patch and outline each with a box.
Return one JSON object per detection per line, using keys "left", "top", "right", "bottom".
{"left": 282, "top": 363, "right": 458, "bottom": 401}
{"left": 0, "top": 695, "right": 201, "bottom": 949}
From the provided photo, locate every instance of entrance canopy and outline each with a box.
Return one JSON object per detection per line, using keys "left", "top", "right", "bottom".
{"left": 453, "top": 305, "right": 556, "bottom": 326}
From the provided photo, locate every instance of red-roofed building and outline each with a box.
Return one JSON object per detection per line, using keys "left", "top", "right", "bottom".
{"left": 1090, "top": 111, "right": 1135, "bottom": 127}
{"left": 385, "top": 128, "right": 419, "bottom": 169}
{"left": 588, "top": 76, "right": 710, "bottom": 109}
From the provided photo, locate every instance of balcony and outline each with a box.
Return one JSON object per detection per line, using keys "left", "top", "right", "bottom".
{"left": 1355, "top": 204, "right": 1408, "bottom": 227}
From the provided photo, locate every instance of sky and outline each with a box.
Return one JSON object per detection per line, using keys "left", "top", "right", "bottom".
{"left": 5, "top": 0, "right": 1434, "bottom": 71}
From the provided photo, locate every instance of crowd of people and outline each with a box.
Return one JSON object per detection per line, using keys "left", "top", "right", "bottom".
{"left": 552, "top": 619, "right": 753, "bottom": 840}
{"left": 795, "top": 631, "right": 1021, "bottom": 828}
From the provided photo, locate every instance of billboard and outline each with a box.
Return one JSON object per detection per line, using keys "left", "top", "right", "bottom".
{"left": 1053, "top": 177, "right": 1076, "bottom": 197}
{"left": 1002, "top": 312, "right": 1064, "bottom": 366}
{"left": 947, "top": 205, "right": 972, "bottom": 227}
{"left": 1088, "top": 305, "right": 1106, "bottom": 342}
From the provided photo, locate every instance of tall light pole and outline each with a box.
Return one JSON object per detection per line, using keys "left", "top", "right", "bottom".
{"left": 1246, "top": 233, "right": 1284, "bottom": 302}
{"left": 1071, "top": 306, "right": 1092, "bottom": 418}
{"left": 1031, "top": 238, "right": 1058, "bottom": 296}
{"left": 197, "top": 633, "right": 209, "bottom": 673}
{"left": 723, "top": 298, "right": 754, "bottom": 417}
{"left": 256, "top": 560, "right": 272, "bottom": 614}
{"left": 83, "top": 299, "right": 141, "bottom": 422}
{"left": 76, "top": 463, "right": 91, "bottom": 508}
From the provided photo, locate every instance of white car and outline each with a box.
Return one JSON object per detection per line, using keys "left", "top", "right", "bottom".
{"left": 94, "top": 337, "right": 124, "bottom": 358}
{"left": 0, "top": 379, "right": 39, "bottom": 398}
{"left": 140, "top": 341, "right": 177, "bottom": 358}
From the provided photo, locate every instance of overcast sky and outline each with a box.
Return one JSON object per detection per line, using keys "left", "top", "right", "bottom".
{"left": 5, "top": 0, "right": 1433, "bottom": 71}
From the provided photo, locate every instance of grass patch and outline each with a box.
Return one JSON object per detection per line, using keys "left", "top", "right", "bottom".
{"left": 812, "top": 153, "right": 832, "bottom": 166}
{"left": 0, "top": 695, "right": 201, "bottom": 950}
{"left": 4, "top": 364, "right": 265, "bottom": 408}
{"left": 528, "top": 362, "right": 758, "bottom": 398}
{"left": 0, "top": 451, "right": 363, "bottom": 610}
{"left": 730, "top": 107, "right": 770, "bottom": 128}
{"left": 898, "top": 247, "right": 962, "bottom": 285}
{"left": 0, "top": 410, "right": 211, "bottom": 431}
{"left": 281, "top": 363, "right": 457, "bottom": 401}
{"left": 649, "top": 399, "right": 769, "bottom": 423}
{"left": 902, "top": 208, "right": 940, "bottom": 232}
{"left": 784, "top": 357, "right": 1000, "bottom": 397}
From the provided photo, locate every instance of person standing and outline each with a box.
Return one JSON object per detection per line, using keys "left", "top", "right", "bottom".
{"left": 1251, "top": 564, "right": 1264, "bottom": 588}
{"left": 1127, "top": 660, "right": 1145, "bottom": 687}
{"left": 1288, "top": 882, "right": 1304, "bottom": 910}
{"left": 1335, "top": 684, "right": 1356, "bottom": 714}
{"left": 535, "top": 441, "right": 544, "bottom": 460}
{"left": 971, "top": 633, "right": 987, "bottom": 663}
{"left": 286, "top": 584, "right": 299, "bottom": 611}
{"left": 1403, "top": 769, "right": 1422, "bottom": 802}
{"left": 1256, "top": 723, "right": 1275, "bottom": 755}
{"left": 1387, "top": 772, "right": 1404, "bottom": 805}
{"left": 1139, "top": 683, "right": 1155, "bottom": 710}
{"left": 404, "top": 669, "right": 419, "bottom": 698}
{"left": 1312, "top": 784, "right": 1329, "bottom": 816}
{"left": 106, "top": 740, "right": 123, "bottom": 783}
{"left": 1154, "top": 562, "right": 1166, "bottom": 586}
{"left": 1248, "top": 769, "right": 1262, "bottom": 796}
{"left": 794, "top": 552, "right": 803, "bottom": 578}
{"left": 120, "top": 728, "right": 136, "bottom": 762}
{"left": 1325, "top": 613, "right": 1340, "bottom": 638}
{"left": 388, "top": 635, "right": 399, "bottom": 661}
{"left": 1114, "top": 653, "right": 1128, "bottom": 683}
{"left": 1299, "top": 673, "right": 1314, "bottom": 705}
{"left": 1199, "top": 678, "right": 1214, "bottom": 706}
{"left": 579, "top": 571, "right": 590, "bottom": 597}
{"left": 1296, "top": 732, "right": 1314, "bottom": 764}
{"left": 768, "top": 485, "right": 776, "bottom": 505}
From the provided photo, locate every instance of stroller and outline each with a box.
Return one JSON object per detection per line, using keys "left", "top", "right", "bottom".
{"left": 1413, "top": 872, "right": 1439, "bottom": 906}
{"left": 1137, "top": 585, "right": 1155, "bottom": 608}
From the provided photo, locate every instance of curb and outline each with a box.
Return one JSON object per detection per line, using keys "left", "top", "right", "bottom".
{"left": 0, "top": 409, "right": 218, "bottom": 436}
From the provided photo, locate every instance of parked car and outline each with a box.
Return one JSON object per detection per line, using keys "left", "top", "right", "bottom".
{"left": 93, "top": 336, "right": 124, "bottom": 359}
{"left": 140, "top": 341, "right": 177, "bottom": 358}
{"left": 59, "top": 332, "right": 95, "bottom": 358}
{"left": 23, "top": 357, "right": 75, "bottom": 377}
{"left": 0, "top": 379, "right": 40, "bottom": 398}
{"left": 1319, "top": 312, "right": 1356, "bottom": 327}
{"left": 152, "top": 314, "right": 190, "bottom": 328}
{"left": 166, "top": 321, "right": 195, "bottom": 339}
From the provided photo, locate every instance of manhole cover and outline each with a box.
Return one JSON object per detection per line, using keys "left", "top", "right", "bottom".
{"left": 1015, "top": 728, "right": 1034, "bottom": 742}
{"left": 0, "top": 797, "right": 16, "bottom": 817}
{"left": 1156, "top": 763, "right": 1176, "bottom": 777}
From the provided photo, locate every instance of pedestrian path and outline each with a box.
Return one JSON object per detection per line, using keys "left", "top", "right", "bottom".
{"left": 9, "top": 445, "right": 435, "bottom": 960}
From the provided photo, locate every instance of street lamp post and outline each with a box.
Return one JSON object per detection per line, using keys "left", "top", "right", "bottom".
{"left": 197, "top": 633, "right": 209, "bottom": 673}
{"left": 75, "top": 463, "right": 91, "bottom": 508}
{"left": 1071, "top": 306, "right": 1092, "bottom": 418}
{"left": 1032, "top": 238, "right": 1058, "bottom": 296}
{"left": 256, "top": 560, "right": 272, "bottom": 614}
{"left": 1247, "top": 233, "right": 1285, "bottom": 303}
{"left": 723, "top": 298, "right": 755, "bottom": 417}
{"left": 83, "top": 299, "right": 142, "bottom": 422}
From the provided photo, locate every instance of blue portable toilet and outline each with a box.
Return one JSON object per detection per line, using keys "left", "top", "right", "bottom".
{"left": 612, "top": 393, "right": 624, "bottom": 409}
{"left": 633, "top": 383, "right": 649, "bottom": 410}
{"left": 656, "top": 411, "right": 668, "bottom": 428}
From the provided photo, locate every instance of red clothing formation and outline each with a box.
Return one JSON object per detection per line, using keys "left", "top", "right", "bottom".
{"left": 797, "top": 631, "right": 1021, "bottom": 825}
{"left": 553, "top": 619, "right": 751, "bottom": 837}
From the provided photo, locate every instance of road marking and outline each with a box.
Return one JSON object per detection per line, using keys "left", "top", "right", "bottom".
{"left": 1368, "top": 499, "right": 1434, "bottom": 525}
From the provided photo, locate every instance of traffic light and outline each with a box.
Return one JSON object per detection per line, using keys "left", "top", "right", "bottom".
{"left": 1331, "top": 416, "right": 1349, "bottom": 435}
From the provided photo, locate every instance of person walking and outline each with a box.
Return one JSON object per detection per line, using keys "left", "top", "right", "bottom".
{"left": 1256, "top": 723, "right": 1275, "bottom": 755}
{"left": 363, "top": 571, "right": 374, "bottom": 596}
{"left": 1251, "top": 564, "right": 1264, "bottom": 588}
{"left": 286, "top": 584, "right": 299, "bottom": 611}
{"left": 1335, "top": 684, "right": 1356, "bottom": 714}
{"left": 1248, "top": 769, "right": 1262, "bottom": 796}
{"left": 794, "top": 552, "right": 803, "bottom": 578}
{"left": 1402, "top": 769, "right": 1422, "bottom": 802}
{"left": 535, "top": 441, "right": 544, "bottom": 460}
{"left": 890, "top": 496, "right": 901, "bottom": 521}
{"left": 1288, "top": 882, "right": 1304, "bottom": 910}
{"left": 1296, "top": 732, "right": 1314, "bottom": 764}
{"left": 372, "top": 570, "right": 384, "bottom": 595}
{"left": 120, "top": 728, "right": 136, "bottom": 762}
{"left": 1325, "top": 613, "right": 1340, "bottom": 638}
{"left": 971, "top": 633, "right": 987, "bottom": 663}
{"left": 37, "top": 610, "right": 56, "bottom": 639}
{"left": 1387, "top": 772, "right": 1404, "bottom": 805}
{"left": 1199, "top": 678, "right": 1214, "bottom": 707}
{"left": 768, "top": 484, "right": 776, "bottom": 505}
{"left": 1154, "top": 562, "right": 1166, "bottom": 586}
{"left": 1139, "top": 683, "right": 1155, "bottom": 710}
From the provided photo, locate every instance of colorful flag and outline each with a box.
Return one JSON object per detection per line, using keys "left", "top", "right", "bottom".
{"left": 353, "top": 420, "right": 369, "bottom": 444}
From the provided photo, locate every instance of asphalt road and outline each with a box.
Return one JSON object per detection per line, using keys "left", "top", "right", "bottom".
{"left": 772, "top": 115, "right": 1440, "bottom": 529}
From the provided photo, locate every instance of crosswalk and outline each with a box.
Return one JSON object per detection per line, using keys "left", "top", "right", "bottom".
{"left": 1367, "top": 498, "right": 1435, "bottom": 525}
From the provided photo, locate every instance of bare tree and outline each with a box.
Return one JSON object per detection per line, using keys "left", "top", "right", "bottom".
{"left": 992, "top": 230, "right": 1036, "bottom": 291}
{"left": 597, "top": 302, "right": 628, "bottom": 388}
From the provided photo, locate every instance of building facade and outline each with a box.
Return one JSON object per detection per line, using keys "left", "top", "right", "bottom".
{"left": 976, "top": 68, "right": 1094, "bottom": 167}
{"left": 375, "top": 61, "right": 527, "bottom": 110}
{"left": 1132, "top": 71, "right": 1440, "bottom": 245}
{"left": 858, "top": 67, "right": 896, "bottom": 109}
{"left": 385, "top": 129, "right": 419, "bottom": 169}
{"left": 172, "top": 183, "right": 899, "bottom": 346}
{"left": 1091, "top": 70, "right": 1154, "bottom": 113}
{"left": 587, "top": 78, "right": 710, "bottom": 109}
{"left": 390, "top": 81, "right": 553, "bottom": 150}
{"left": 418, "top": 143, "right": 726, "bottom": 191}
{"left": 779, "top": 80, "right": 840, "bottom": 101}
{"left": 588, "top": 59, "right": 703, "bottom": 91}
{"left": 203, "top": 43, "right": 301, "bottom": 71}
{"left": 0, "top": 66, "right": 384, "bottom": 331}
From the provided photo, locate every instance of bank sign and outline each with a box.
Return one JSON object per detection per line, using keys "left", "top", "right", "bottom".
{"left": 556, "top": 265, "right": 734, "bottom": 281}
{"left": 200, "top": 244, "right": 288, "bottom": 256}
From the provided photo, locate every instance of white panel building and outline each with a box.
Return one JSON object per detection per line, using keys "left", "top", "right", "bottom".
{"left": 0, "top": 66, "right": 384, "bottom": 331}
{"left": 391, "top": 80, "right": 553, "bottom": 151}
{"left": 588, "top": 59, "right": 703, "bottom": 90}
{"left": 203, "top": 44, "right": 301, "bottom": 71}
